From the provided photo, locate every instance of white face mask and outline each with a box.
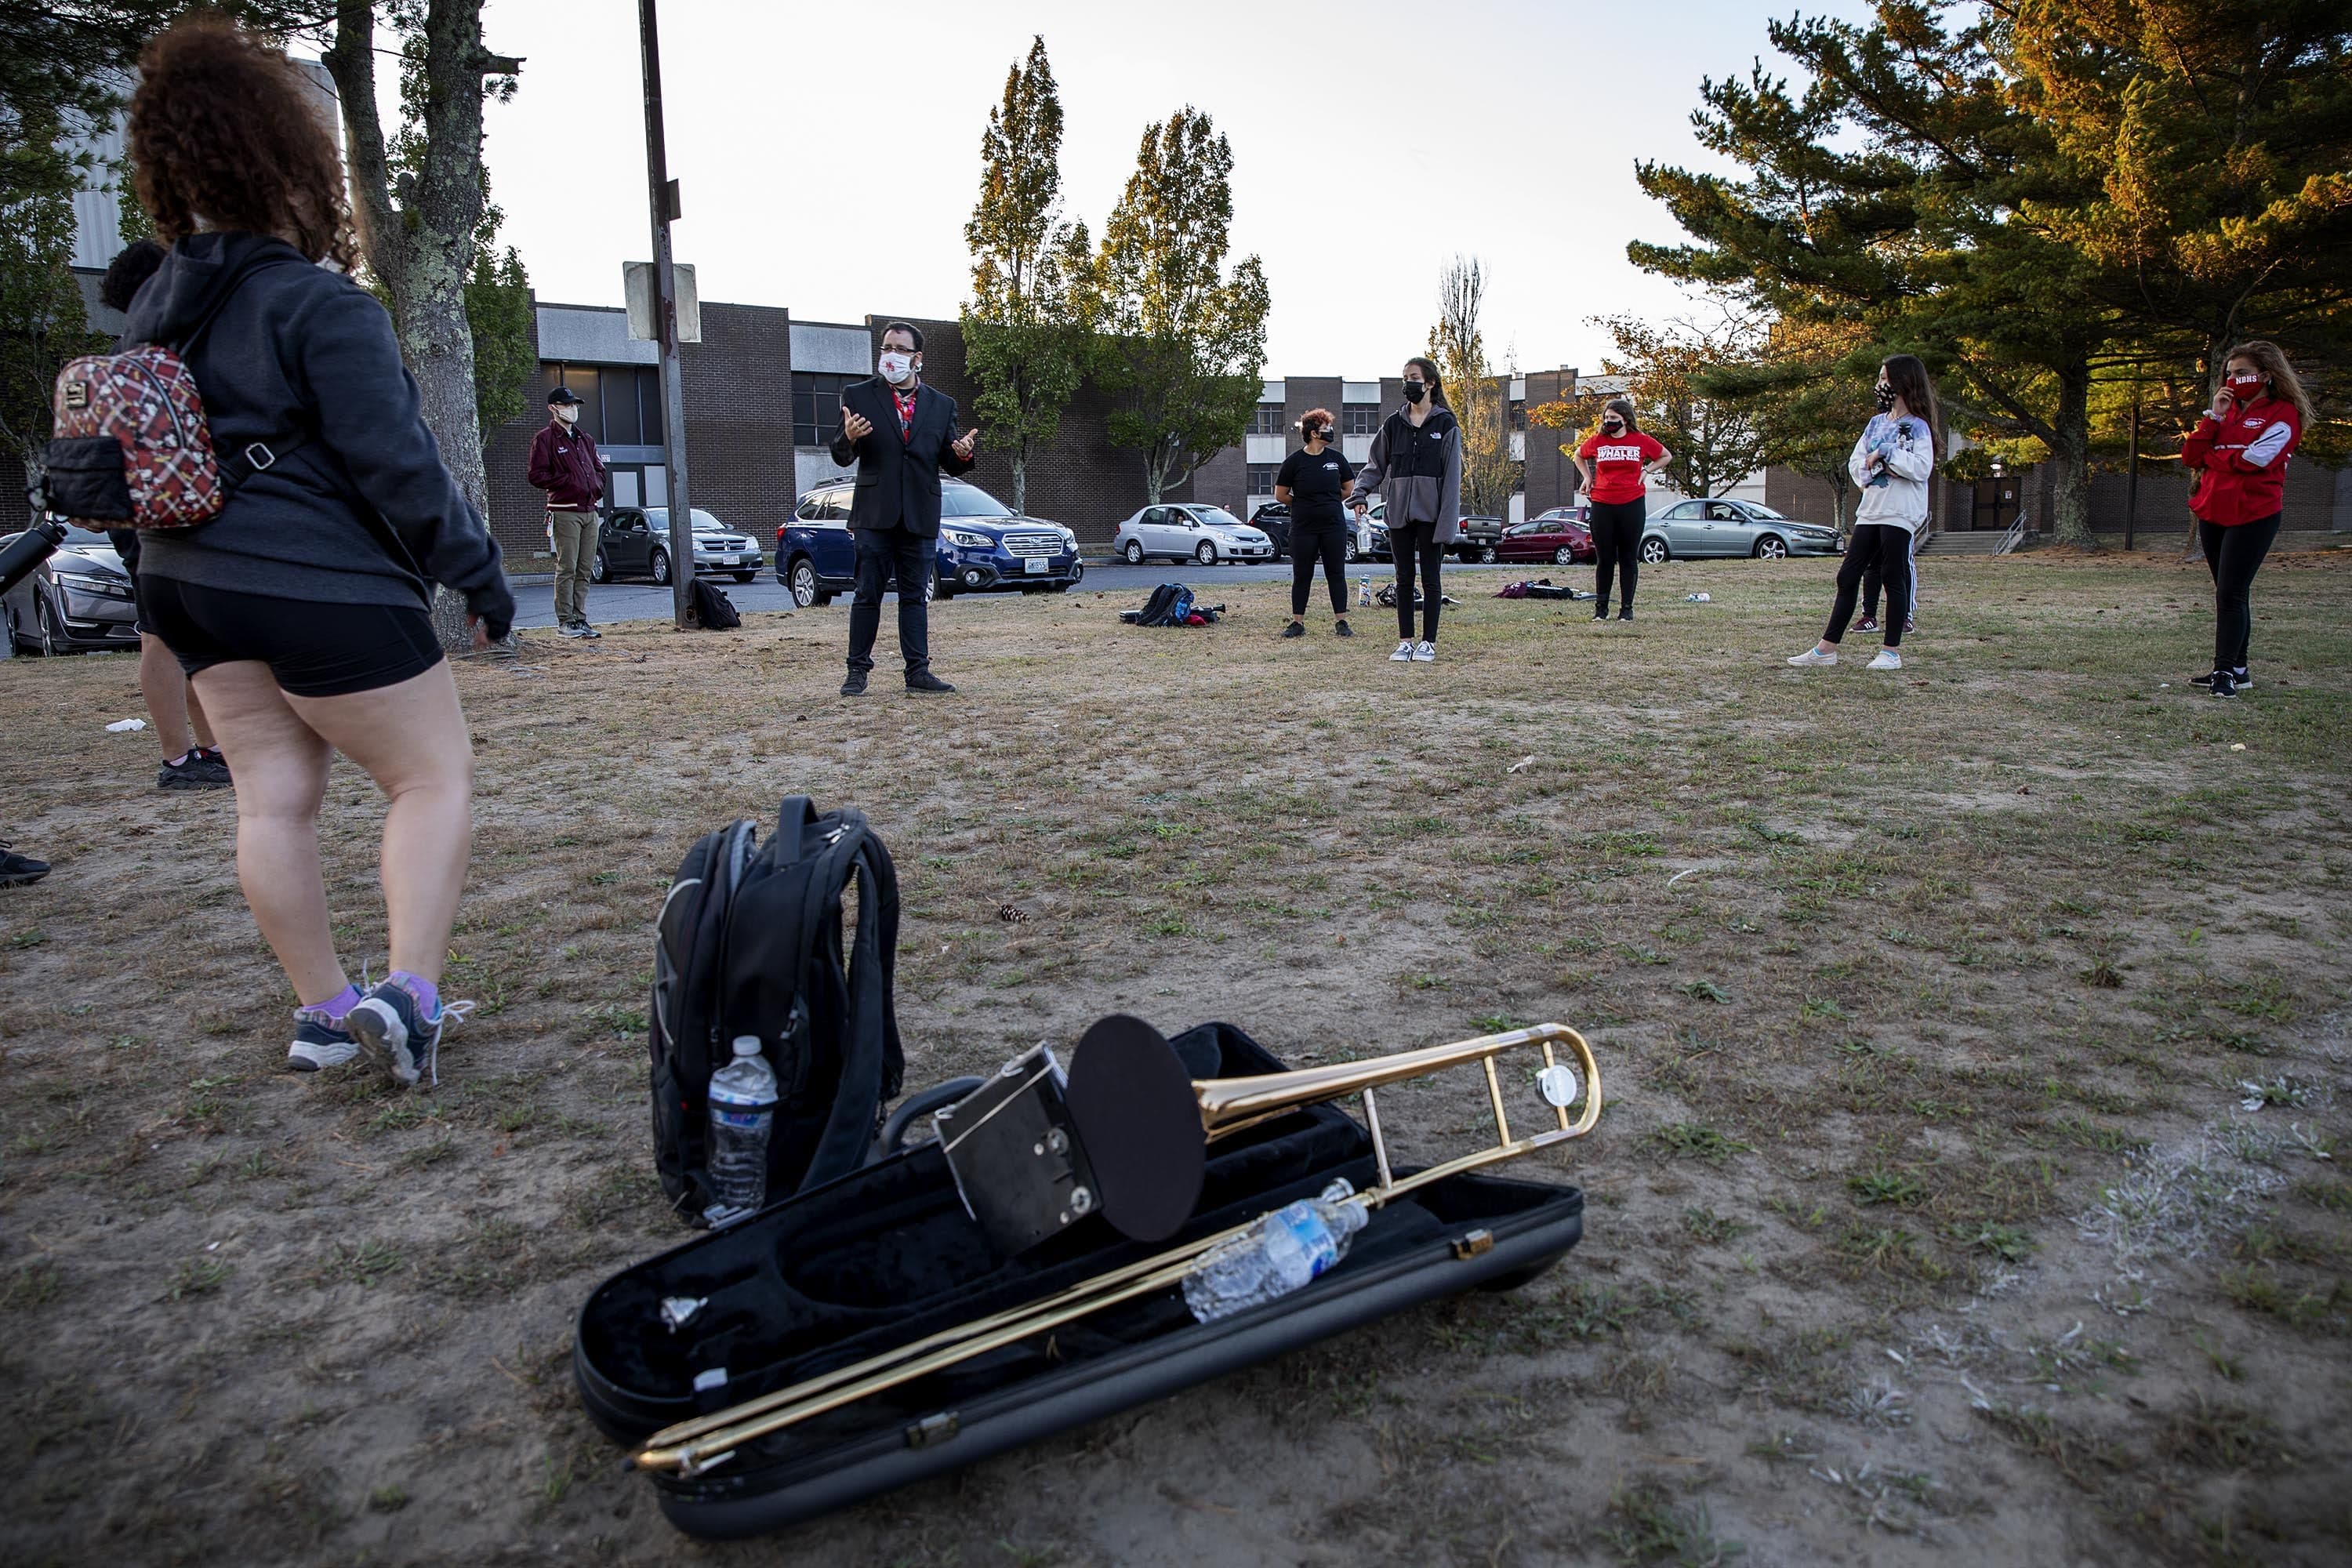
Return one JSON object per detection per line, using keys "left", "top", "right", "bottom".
{"left": 878, "top": 350, "right": 916, "bottom": 385}
{"left": 554, "top": 405, "right": 579, "bottom": 424}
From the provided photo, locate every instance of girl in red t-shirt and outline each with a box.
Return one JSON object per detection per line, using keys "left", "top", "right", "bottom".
{"left": 1573, "top": 400, "right": 1671, "bottom": 620}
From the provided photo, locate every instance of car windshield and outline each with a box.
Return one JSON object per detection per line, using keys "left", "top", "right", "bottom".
{"left": 644, "top": 508, "right": 728, "bottom": 532}
{"left": 1744, "top": 503, "right": 1786, "bottom": 519}
{"left": 941, "top": 485, "right": 1014, "bottom": 519}
{"left": 1189, "top": 506, "right": 1246, "bottom": 529}
{"left": 56, "top": 524, "right": 118, "bottom": 550}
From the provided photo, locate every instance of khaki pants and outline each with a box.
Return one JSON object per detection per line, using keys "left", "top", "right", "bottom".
{"left": 549, "top": 510, "right": 600, "bottom": 625}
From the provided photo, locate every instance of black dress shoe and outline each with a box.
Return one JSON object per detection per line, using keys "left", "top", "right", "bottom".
{"left": 905, "top": 669, "right": 956, "bottom": 694}
{"left": 840, "top": 670, "right": 869, "bottom": 695}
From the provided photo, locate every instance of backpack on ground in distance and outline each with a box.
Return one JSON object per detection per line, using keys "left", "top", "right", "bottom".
{"left": 649, "top": 797, "right": 903, "bottom": 1225}
{"left": 690, "top": 575, "right": 740, "bottom": 630}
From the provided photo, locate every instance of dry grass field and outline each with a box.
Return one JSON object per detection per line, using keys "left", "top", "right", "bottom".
{"left": 2, "top": 547, "right": 2349, "bottom": 1567}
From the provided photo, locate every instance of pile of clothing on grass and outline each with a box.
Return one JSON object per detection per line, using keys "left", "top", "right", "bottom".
{"left": 1494, "top": 579, "right": 1592, "bottom": 601}
{"left": 1120, "top": 583, "right": 1226, "bottom": 626}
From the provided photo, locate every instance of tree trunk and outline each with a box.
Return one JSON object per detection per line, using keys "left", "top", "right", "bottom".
{"left": 1011, "top": 450, "right": 1027, "bottom": 515}
{"left": 2047, "top": 363, "right": 2093, "bottom": 547}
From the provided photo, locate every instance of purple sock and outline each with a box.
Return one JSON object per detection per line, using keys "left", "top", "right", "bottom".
{"left": 304, "top": 984, "right": 362, "bottom": 1021}
{"left": 390, "top": 970, "right": 441, "bottom": 1018}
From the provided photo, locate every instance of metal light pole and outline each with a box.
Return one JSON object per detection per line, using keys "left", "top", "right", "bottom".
{"left": 638, "top": 0, "right": 695, "bottom": 629}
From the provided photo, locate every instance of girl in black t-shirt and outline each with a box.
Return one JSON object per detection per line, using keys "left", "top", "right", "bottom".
{"left": 1274, "top": 408, "right": 1356, "bottom": 638}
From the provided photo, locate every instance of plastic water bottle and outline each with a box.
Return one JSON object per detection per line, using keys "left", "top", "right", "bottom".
{"left": 706, "top": 1036, "right": 777, "bottom": 1220}
{"left": 1182, "top": 1180, "right": 1367, "bottom": 1323}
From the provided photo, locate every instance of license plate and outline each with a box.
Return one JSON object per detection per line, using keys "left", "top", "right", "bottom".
{"left": 1024, "top": 557, "right": 1047, "bottom": 574}
{"left": 717, "top": 554, "right": 739, "bottom": 564}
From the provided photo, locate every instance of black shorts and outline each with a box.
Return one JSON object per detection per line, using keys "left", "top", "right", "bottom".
{"left": 140, "top": 576, "right": 443, "bottom": 698}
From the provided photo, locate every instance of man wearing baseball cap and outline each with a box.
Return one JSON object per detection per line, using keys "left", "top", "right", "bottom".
{"left": 527, "top": 386, "right": 607, "bottom": 638}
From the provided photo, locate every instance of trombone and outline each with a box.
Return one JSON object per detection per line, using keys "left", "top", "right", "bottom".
{"left": 629, "top": 1021, "right": 1599, "bottom": 1478}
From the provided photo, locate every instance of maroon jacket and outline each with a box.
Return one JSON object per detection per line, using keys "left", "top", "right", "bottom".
{"left": 527, "top": 420, "right": 605, "bottom": 510}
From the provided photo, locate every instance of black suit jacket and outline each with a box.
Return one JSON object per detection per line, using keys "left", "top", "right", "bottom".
{"left": 827, "top": 377, "right": 976, "bottom": 537}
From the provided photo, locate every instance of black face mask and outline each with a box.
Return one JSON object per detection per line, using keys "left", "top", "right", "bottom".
{"left": 1875, "top": 383, "right": 1896, "bottom": 413}
{"left": 1602, "top": 419, "right": 1624, "bottom": 435}
{"left": 1305, "top": 426, "right": 1329, "bottom": 444}
{"left": 1403, "top": 382, "right": 1427, "bottom": 405}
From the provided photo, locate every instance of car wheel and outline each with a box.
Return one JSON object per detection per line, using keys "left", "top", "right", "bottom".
{"left": 35, "top": 593, "right": 64, "bottom": 657}
{"left": 1123, "top": 539, "right": 1144, "bottom": 564}
{"left": 1195, "top": 541, "right": 1217, "bottom": 564}
{"left": 649, "top": 547, "right": 670, "bottom": 585}
{"left": 1067, "top": 559, "right": 1084, "bottom": 586}
{"left": 1553, "top": 545, "right": 1576, "bottom": 566}
{"left": 789, "top": 557, "right": 821, "bottom": 608}
{"left": 1754, "top": 535, "right": 1788, "bottom": 559}
{"left": 1639, "top": 538, "right": 1669, "bottom": 564}
{"left": 590, "top": 550, "right": 609, "bottom": 584}
{"left": 1478, "top": 545, "right": 1498, "bottom": 564}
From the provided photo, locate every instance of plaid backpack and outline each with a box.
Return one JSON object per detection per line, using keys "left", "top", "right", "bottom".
{"left": 40, "top": 260, "right": 303, "bottom": 531}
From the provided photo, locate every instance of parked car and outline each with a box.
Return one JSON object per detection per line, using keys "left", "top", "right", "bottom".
{"left": 1636, "top": 498, "right": 1842, "bottom": 563}
{"left": 1452, "top": 514, "right": 1506, "bottom": 563}
{"left": 1494, "top": 511, "right": 1596, "bottom": 565}
{"left": 1112, "top": 503, "right": 1275, "bottom": 564}
{"left": 595, "top": 506, "right": 766, "bottom": 584}
{"left": 2, "top": 521, "right": 138, "bottom": 655}
{"left": 775, "top": 479, "right": 1082, "bottom": 608}
{"left": 1248, "top": 501, "right": 1291, "bottom": 560}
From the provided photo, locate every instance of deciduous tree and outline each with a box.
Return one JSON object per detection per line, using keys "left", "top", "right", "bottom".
{"left": 1093, "top": 107, "right": 1269, "bottom": 505}
{"left": 1427, "top": 256, "right": 1518, "bottom": 520}
{"left": 962, "top": 36, "right": 1091, "bottom": 516}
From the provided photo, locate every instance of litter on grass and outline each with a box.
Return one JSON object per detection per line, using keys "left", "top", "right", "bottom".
{"left": 1684, "top": 592, "right": 1713, "bottom": 603}
{"left": 105, "top": 718, "right": 147, "bottom": 732}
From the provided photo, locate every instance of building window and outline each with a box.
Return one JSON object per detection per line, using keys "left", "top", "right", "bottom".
{"left": 1510, "top": 400, "right": 1527, "bottom": 432}
{"left": 1247, "top": 402, "right": 1283, "bottom": 436}
{"left": 542, "top": 362, "right": 662, "bottom": 447}
{"left": 1512, "top": 461, "right": 1526, "bottom": 494}
{"left": 792, "top": 372, "right": 856, "bottom": 446}
{"left": 1341, "top": 404, "right": 1379, "bottom": 436}
{"left": 1246, "top": 464, "right": 1280, "bottom": 495}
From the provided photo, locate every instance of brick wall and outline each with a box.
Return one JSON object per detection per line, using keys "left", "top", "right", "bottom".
{"left": 480, "top": 295, "right": 546, "bottom": 564}
{"left": 678, "top": 301, "right": 794, "bottom": 546}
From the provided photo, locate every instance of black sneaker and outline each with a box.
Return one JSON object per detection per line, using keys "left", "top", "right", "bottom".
{"left": 190, "top": 746, "right": 232, "bottom": 786}
{"left": 1281, "top": 622, "right": 1305, "bottom": 639}
{"left": 158, "top": 752, "right": 229, "bottom": 791}
{"left": 1334, "top": 620, "right": 1355, "bottom": 638}
{"left": 1617, "top": 608, "right": 1635, "bottom": 622}
{"left": 2190, "top": 669, "right": 2252, "bottom": 691}
{"left": 2208, "top": 670, "right": 2238, "bottom": 699}
{"left": 840, "top": 669, "right": 869, "bottom": 696}
{"left": 905, "top": 669, "right": 956, "bottom": 695}
{"left": 1592, "top": 606, "right": 1610, "bottom": 621}
{"left": 0, "top": 841, "right": 48, "bottom": 887}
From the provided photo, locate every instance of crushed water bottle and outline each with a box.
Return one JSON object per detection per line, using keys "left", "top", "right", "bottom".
{"left": 706, "top": 1035, "right": 777, "bottom": 1222}
{"left": 1182, "top": 1179, "right": 1367, "bottom": 1323}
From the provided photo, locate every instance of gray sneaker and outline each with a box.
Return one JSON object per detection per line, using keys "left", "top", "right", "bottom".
{"left": 558, "top": 622, "right": 592, "bottom": 640}
{"left": 347, "top": 976, "right": 470, "bottom": 1088}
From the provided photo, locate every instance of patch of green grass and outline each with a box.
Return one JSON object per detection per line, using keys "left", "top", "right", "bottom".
{"left": 1605, "top": 1479, "right": 1744, "bottom": 1565}
{"left": 1646, "top": 1123, "right": 1751, "bottom": 1162}
{"left": 312, "top": 1240, "right": 404, "bottom": 1290}
{"left": 368, "top": 1483, "right": 408, "bottom": 1512}
{"left": 1679, "top": 980, "right": 1730, "bottom": 1004}
{"left": 1681, "top": 1207, "right": 1756, "bottom": 1244}
{"left": 1962, "top": 1222, "right": 2037, "bottom": 1262}
{"left": 165, "top": 1256, "right": 232, "bottom": 1301}
{"left": 1847, "top": 1169, "right": 1928, "bottom": 1207}
{"left": 2217, "top": 1265, "right": 2350, "bottom": 1331}
{"left": 1799, "top": 996, "right": 1848, "bottom": 1021}
{"left": 2158, "top": 1395, "right": 2287, "bottom": 1471}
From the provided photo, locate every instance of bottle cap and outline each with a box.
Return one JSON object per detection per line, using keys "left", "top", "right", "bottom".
{"left": 731, "top": 1036, "right": 761, "bottom": 1056}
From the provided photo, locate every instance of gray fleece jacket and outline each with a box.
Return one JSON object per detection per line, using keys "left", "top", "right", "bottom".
{"left": 123, "top": 232, "right": 514, "bottom": 636}
{"left": 1352, "top": 404, "right": 1463, "bottom": 543}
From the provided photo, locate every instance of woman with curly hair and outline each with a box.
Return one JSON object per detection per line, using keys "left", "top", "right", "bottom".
{"left": 124, "top": 16, "right": 514, "bottom": 1087}
{"left": 2183, "top": 341, "right": 2310, "bottom": 698}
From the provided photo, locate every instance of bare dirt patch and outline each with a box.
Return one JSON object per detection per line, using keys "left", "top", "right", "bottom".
{"left": 3, "top": 551, "right": 2349, "bottom": 1566}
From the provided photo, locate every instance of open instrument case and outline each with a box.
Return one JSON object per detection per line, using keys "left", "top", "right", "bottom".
{"left": 575, "top": 1022, "right": 1587, "bottom": 1541}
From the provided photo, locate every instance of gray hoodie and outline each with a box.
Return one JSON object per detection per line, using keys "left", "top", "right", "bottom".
{"left": 122, "top": 232, "right": 514, "bottom": 635}
{"left": 1353, "top": 405, "right": 1463, "bottom": 543}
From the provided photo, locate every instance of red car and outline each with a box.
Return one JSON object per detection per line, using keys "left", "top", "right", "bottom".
{"left": 1495, "top": 507, "right": 1595, "bottom": 565}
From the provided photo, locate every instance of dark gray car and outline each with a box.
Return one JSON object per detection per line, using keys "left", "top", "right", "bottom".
{"left": 2, "top": 522, "right": 139, "bottom": 655}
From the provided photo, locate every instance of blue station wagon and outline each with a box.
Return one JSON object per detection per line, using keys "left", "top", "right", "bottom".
{"left": 776, "top": 481, "right": 1083, "bottom": 607}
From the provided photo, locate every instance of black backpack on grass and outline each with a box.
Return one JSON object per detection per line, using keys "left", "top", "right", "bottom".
{"left": 690, "top": 575, "right": 741, "bottom": 630}
{"left": 649, "top": 797, "right": 903, "bottom": 1225}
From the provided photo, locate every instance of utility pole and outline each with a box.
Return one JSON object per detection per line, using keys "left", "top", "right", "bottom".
{"left": 2124, "top": 380, "right": 2141, "bottom": 554}
{"left": 638, "top": 0, "right": 695, "bottom": 629}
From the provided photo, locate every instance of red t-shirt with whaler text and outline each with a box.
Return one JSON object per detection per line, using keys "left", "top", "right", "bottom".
{"left": 1575, "top": 429, "right": 1667, "bottom": 505}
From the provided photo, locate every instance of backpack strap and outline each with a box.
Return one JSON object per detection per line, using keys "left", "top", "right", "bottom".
{"left": 160, "top": 251, "right": 318, "bottom": 499}
{"left": 793, "top": 809, "right": 902, "bottom": 1192}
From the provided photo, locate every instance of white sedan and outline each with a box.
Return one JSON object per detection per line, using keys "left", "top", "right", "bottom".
{"left": 1111, "top": 503, "right": 1275, "bottom": 565}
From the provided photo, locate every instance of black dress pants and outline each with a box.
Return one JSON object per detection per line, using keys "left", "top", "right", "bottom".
{"left": 848, "top": 525, "right": 935, "bottom": 675}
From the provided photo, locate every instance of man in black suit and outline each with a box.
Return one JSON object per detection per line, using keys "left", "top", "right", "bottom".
{"left": 829, "top": 321, "right": 979, "bottom": 695}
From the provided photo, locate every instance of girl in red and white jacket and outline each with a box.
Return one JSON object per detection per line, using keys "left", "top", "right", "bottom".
{"left": 2182, "top": 341, "right": 2309, "bottom": 698}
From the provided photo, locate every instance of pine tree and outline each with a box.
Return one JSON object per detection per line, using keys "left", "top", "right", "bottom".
{"left": 962, "top": 37, "right": 1092, "bottom": 516}
{"left": 1093, "top": 107, "right": 1270, "bottom": 505}
{"left": 1698, "top": 317, "right": 1881, "bottom": 530}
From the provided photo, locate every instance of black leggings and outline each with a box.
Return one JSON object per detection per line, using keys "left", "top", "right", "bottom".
{"left": 1588, "top": 498, "right": 1644, "bottom": 612}
{"left": 2200, "top": 512, "right": 2281, "bottom": 673}
{"left": 1290, "top": 521, "right": 1349, "bottom": 618}
{"left": 1824, "top": 524, "right": 1911, "bottom": 648}
{"left": 1391, "top": 521, "right": 1446, "bottom": 641}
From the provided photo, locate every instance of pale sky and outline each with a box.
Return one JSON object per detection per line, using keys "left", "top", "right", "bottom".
{"left": 451, "top": 0, "right": 1872, "bottom": 377}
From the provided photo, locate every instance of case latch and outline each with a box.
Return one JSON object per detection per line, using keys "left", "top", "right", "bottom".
{"left": 1451, "top": 1228, "right": 1495, "bottom": 1260}
{"left": 906, "top": 1411, "right": 960, "bottom": 1450}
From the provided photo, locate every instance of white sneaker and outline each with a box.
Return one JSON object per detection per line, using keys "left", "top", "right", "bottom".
{"left": 1867, "top": 648, "right": 1903, "bottom": 670}
{"left": 1411, "top": 641, "right": 1437, "bottom": 662}
{"left": 559, "top": 622, "right": 592, "bottom": 640}
{"left": 1787, "top": 647, "right": 1837, "bottom": 666}
{"left": 1390, "top": 640, "right": 1415, "bottom": 662}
